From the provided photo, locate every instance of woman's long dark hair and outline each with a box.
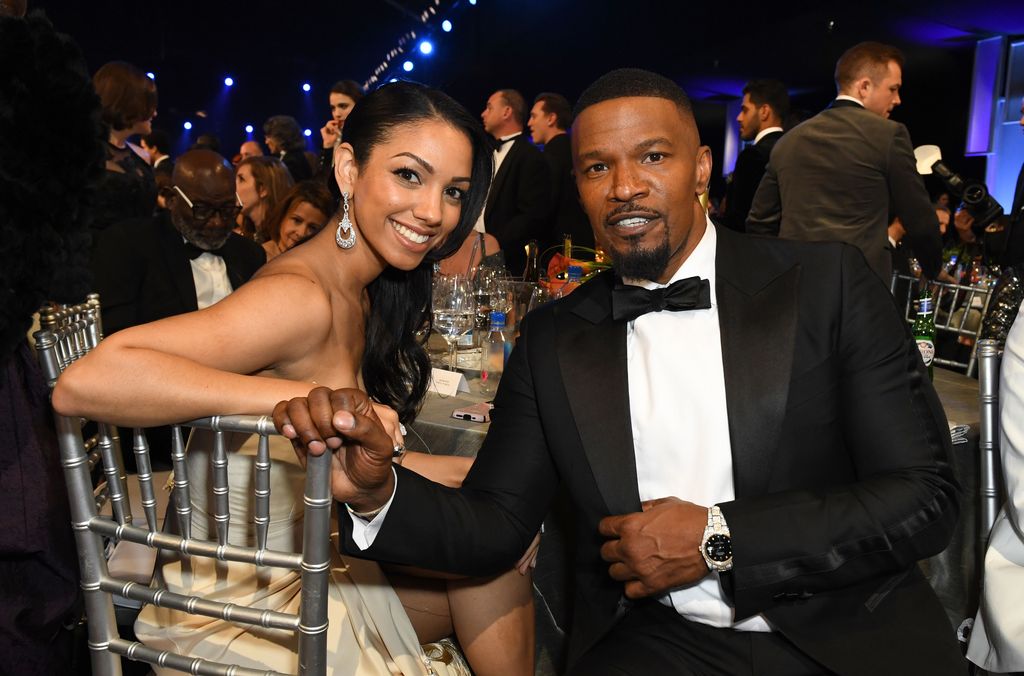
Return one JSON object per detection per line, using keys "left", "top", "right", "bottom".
{"left": 343, "top": 81, "right": 492, "bottom": 423}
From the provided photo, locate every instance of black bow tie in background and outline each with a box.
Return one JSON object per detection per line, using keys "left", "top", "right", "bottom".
{"left": 183, "top": 241, "right": 223, "bottom": 260}
{"left": 492, "top": 136, "right": 516, "bottom": 151}
{"left": 611, "top": 276, "right": 712, "bottom": 322}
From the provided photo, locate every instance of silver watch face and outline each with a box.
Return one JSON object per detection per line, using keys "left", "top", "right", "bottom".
{"left": 704, "top": 534, "right": 732, "bottom": 562}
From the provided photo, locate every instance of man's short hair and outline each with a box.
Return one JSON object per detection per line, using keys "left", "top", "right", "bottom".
{"left": 835, "top": 42, "right": 905, "bottom": 91}
{"left": 263, "top": 115, "right": 306, "bottom": 152}
{"left": 742, "top": 79, "right": 790, "bottom": 121}
{"left": 574, "top": 68, "right": 692, "bottom": 121}
{"left": 534, "top": 92, "right": 572, "bottom": 131}
{"left": 497, "top": 89, "right": 527, "bottom": 128}
{"left": 143, "top": 129, "right": 170, "bottom": 155}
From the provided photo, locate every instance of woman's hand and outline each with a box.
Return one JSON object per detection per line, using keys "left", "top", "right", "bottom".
{"left": 320, "top": 120, "right": 340, "bottom": 149}
{"left": 515, "top": 532, "right": 542, "bottom": 575}
{"left": 274, "top": 387, "right": 395, "bottom": 510}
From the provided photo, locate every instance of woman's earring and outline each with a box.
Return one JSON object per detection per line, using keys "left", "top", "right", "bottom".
{"left": 335, "top": 191, "right": 356, "bottom": 249}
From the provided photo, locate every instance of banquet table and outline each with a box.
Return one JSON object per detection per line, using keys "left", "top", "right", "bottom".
{"left": 407, "top": 365, "right": 985, "bottom": 670}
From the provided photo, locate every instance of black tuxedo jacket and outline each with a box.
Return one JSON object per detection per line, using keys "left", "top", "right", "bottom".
{"left": 722, "top": 130, "right": 782, "bottom": 234}
{"left": 92, "top": 211, "right": 266, "bottom": 334}
{"left": 484, "top": 134, "right": 550, "bottom": 274}
{"left": 747, "top": 100, "right": 943, "bottom": 283}
{"left": 346, "top": 226, "right": 963, "bottom": 675}
{"left": 542, "top": 133, "right": 594, "bottom": 251}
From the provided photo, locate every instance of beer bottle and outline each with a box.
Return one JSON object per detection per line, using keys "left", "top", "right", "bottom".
{"left": 913, "top": 294, "right": 936, "bottom": 379}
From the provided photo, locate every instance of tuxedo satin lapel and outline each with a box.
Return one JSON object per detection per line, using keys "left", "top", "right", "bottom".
{"left": 716, "top": 232, "right": 799, "bottom": 498}
{"left": 557, "top": 273, "right": 641, "bottom": 515}
{"left": 156, "top": 214, "right": 200, "bottom": 313}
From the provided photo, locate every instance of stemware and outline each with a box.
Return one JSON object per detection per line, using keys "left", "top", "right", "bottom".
{"left": 432, "top": 274, "right": 476, "bottom": 371}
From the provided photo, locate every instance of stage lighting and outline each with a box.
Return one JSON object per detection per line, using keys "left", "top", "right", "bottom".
{"left": 245, "top": 124, "right": 254, "bottom": 133}
{"left": 419, "top": 41, "right": 433, "bottom": 55}
{"left": 302, "top": 83, "right": 311, "bottom": 92}
{"left": 389, "top": 78, "right": 398, "bottom": 83}
{"left": 403, "top": 61, "right": 414, "bottom": 72}
{"left": 469, "top": 0, "right": 476, "bottom": 5}
{"left": 224, "top": 76, "right": 234, "bottom": 87}
{"left": 146, "top": 72, "right": 155, "bottom": 80}
{"left": 183, "top": 121, "right": 193, "bottom": 130}
{"left": 442, "top": 19, "right": 452, "bottom": 32}
{"left": 304, "top": 129, "right": 312, "bottom": 137}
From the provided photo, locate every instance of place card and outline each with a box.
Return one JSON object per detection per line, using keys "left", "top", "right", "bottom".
{"left": 429, "top": 367, "right": 471, "bottom": 396}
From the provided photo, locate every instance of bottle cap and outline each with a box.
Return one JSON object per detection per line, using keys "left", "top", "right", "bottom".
{"left": 489, "top": 311, "right": 506, "bottom": 328}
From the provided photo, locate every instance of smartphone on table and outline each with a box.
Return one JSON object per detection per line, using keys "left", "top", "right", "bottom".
{"left": 451, "top": 402, "right": 493, "bottom": 423}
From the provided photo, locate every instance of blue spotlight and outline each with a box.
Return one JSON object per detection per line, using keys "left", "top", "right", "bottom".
{"left": 469, "top": 0, "right": 476, "bottom": 5}
{"left": 304, "top": 128, "right": 312, "bottom": 137}
{"left": 245, "top": 124, "right": 254, "bottom": 133}
{"left": 403, "top": 60, "right": 414, "bottom": 72}
{"left": 146, "top": 71, "right": 156, "bottom": 80}
{"left": 223, "top": 76, "right": 234, "bottom": 87}
{"left": 302, "top": 82, "right": 311, "bottom": 92}
{"left": 183, "top": 121, "right": 193, "bottom": 130}
{"left": 442, "top": 19, "right": 452, "bottom": 32}
{"left": 419, "top": 40, "right": 433, "bottom": 55}
{"left": 389, "top": 78, "right": 398, "bottom": 83}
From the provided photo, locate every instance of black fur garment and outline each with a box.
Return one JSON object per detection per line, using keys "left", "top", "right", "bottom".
{"left": 0, "top": 10, "right": 104, "bottom": 358}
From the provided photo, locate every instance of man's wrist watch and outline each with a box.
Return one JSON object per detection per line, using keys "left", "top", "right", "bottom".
{"left": 700, "top": 505, "right": 733, "bottom": 572}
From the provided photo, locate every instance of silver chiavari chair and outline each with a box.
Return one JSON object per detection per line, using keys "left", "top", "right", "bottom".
{"left": 34, "top": 297, "right": 331, "bottom": 676}
{"left": 976, "top": 339, "right": 1003, "bottom": 553}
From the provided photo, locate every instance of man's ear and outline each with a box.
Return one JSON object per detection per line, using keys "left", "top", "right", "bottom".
{"left": 758, "top": 104, "right": 772, "bottom": 123}
{"left": 853, "top": 76, "right": 872, "bottom": 101}
{"left": 334, "top": 142, "right": 358, "bottom": 194}
{"left": 695, "top": 145, "right": 713, "bottom": 196}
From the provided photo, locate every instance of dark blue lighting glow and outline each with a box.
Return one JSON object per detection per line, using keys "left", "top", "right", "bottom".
{"left": 146, "top": 72, "right": 155, "bottom": 80}
{"left": 403, "top": 61, "right": 414, "bottom": 72}
{"left": 245, "top": 124, "right": 254, "bottom": 133}
{"left": 302, "top": 83, "right": 311, "bottom": 92}
{"left": 304, "top": 129, "right": 312, "bottom": 137}
{"left": 419, "top": 41, "right": 433, "bottom": 55}
{"left": 442, "top": 20, "right": 452, "bottom": 32}
{"left": 224, "top": 76, "right": 234, "bottom": 87}
{"left": 966, "top": 36, "right": 1003, "bottom": 155}
{"left": 183, "top": 121, "right": 193, "bottom": 130}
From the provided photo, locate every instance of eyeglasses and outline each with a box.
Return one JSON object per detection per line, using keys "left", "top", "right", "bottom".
{"left": 172, "top": 185, "right": 243, "bottom": 222}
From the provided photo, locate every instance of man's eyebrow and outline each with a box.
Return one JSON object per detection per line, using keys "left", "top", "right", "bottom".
{"left": 577, "top": 137, "right": 673, "bottom": 162}
{"left": 392, "top": 151, "right": 434, "bottom": 174}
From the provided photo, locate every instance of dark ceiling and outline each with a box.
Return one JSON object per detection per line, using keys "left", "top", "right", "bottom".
{"left": 31, "top": 0, "right": 1024, "bottom": 183}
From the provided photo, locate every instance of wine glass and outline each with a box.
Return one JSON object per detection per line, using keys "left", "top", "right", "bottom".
{"left": 432, "top": 275, "right": 476, "bottom": 371}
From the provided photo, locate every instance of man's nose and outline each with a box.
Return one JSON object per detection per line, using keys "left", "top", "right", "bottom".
{"left": 610, "top": 165, "right": 647, "bottom": 202}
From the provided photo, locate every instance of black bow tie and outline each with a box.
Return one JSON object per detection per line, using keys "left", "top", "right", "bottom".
{"left": 611, "top": 276, "right": 711, "bottom": 322}
{"left": 492, "top": 136, "right": 516, "bottom": 151}
{"left": 183, "top": 241, "right": 223, "bottom": 260}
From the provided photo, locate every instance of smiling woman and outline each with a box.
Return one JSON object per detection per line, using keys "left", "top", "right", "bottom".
{"left": 261, "top": 180, "right": 333, "bottom": 261}
{"left": 52, "top": 81, "right": 538, "bottom": 676}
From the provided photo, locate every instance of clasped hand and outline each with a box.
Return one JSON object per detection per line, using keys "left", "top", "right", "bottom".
{"left": 598, "top": 497, "right": 711, "bottom": 599}
{"left": 273, "top": 387, "right": 396, "bottom": 511}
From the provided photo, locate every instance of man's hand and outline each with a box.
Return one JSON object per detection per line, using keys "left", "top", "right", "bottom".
{"left": 273, "top": 387, "right": 395, "bottom": 511}
{"left": 320, "top": 120, "right": 340, "bottom": 149}
{"left": 598, "top": 497, "right": 710, "bottom": 599}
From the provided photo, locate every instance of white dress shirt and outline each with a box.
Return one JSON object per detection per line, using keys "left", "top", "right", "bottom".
{"left": 624, "top": 219, "right": 769, "bottom": 631}
{"left": 834, "top": 94, "right": 865, "bottom": 107}
{"left": 753, "top": 126, "right": 784, "bottom": 145}
{"left": 187, "top": 245, "right": 233, "bottom": 309}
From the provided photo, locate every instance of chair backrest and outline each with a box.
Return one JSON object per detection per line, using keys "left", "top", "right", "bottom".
{"left": 976, "top": 339, "right": 1003, "bottom": 554}
{"left": 891, "top": 273, "right": 994, "bottom": 377}
{"left": 34, "top": 298, "right": 331, "bottom": 676}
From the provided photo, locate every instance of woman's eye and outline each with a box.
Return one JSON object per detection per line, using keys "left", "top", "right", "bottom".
{"left": 395, "top": 167, "right": 421, "bottom": 184}
{"left": 444, "top": 186, "right": 466, "bottom": 201}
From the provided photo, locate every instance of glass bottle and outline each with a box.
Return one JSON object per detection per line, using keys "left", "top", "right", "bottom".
{"left": 913, "top": 294, "right": 936, "bottom": 380}
{"left": 522, "top": 240, "right": 539, "bottom": 283}
{"left": 479, "top": 311, "right": 510, "bottom": 396}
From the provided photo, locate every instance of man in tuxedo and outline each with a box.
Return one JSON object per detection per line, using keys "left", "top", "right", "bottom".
{"left": 277, "top": 69, "right": 963, "bottom": 675}
{"left": 529, "top": 92, "right": 594, "bottom": 251}
{"left": 747, "top": 42, "right": 942, "bottom": 285}
{"left": 92, "top": 148, "right": 265, "bottom": 335}
{"left": 720, "top": 79, "right": 788, "bottom": 234}
{"left": 479, "top": 88, "right": 549, "bottom": 274}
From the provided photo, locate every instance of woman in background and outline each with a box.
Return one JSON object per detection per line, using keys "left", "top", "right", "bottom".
{"left": 262, "top": 181, "right": 332, "bottom": 261}
{"left": 235, "top": 155, "right": 294, "bottom": 241}
{"left": 91, "top": 60, "right": 158, "bottom": 230}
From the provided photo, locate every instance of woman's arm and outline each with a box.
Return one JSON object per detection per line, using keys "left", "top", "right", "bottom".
{"left": 400, "top": 452, "right": 474, "bottom": 488}
{"left": 53, "top": 272, "right": 334, "bottom": 427}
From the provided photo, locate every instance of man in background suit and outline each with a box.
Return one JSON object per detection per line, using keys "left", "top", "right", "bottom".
{"left": 277, "top": 69, "right": 963, "bottom": 675}
{"left": 747, "top": 42, "right": 942, "bottom": 284}
{"left": 529, "top": 92, "right": 594, "bottom": 251}
{"left": 92, "top": 149, "right": 265, "bottom": 335}
{"left": 479, "top": 88, "right": 549, "bottom": 274}
{"left": 720, "top": 79, "right": 788, "bottom": 234}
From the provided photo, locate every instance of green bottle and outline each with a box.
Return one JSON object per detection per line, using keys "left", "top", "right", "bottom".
{"left": 913, "top": 295, "right": 936, "bottom": 379}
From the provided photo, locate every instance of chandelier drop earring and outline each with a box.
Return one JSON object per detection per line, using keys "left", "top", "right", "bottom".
{"left": 335, "top": 191, "right": 356, "bottom": 249}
